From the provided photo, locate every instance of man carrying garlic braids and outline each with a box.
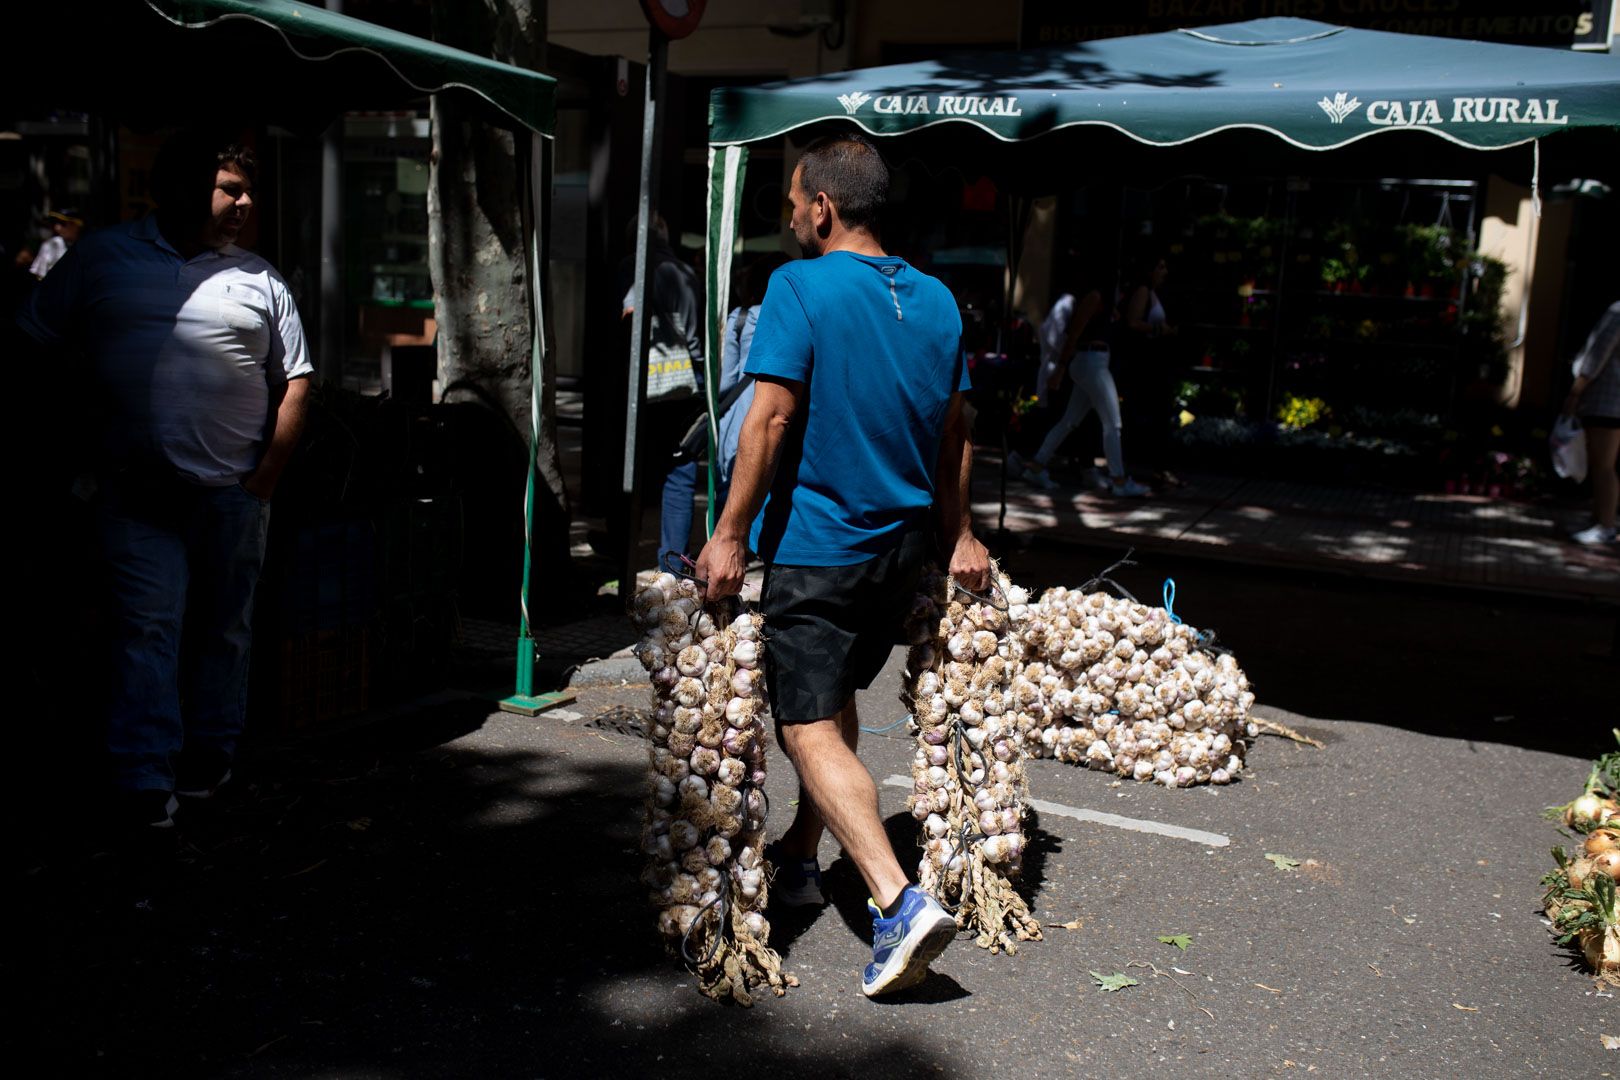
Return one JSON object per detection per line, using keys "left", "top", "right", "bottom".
{"left": 696, "top": 132, "right": 989, "bottom": 997}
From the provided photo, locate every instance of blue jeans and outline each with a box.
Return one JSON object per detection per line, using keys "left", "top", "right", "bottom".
{"left": 98, "top": 474, "right": 271, "bottom": 793}
{"left": 658, "top": 459, "right": 700, "bottom": 571}
{"left": 658, "top": 460, "right": 733, "bottom": 570}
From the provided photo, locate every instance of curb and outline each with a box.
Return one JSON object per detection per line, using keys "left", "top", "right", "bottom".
{"left": 567, "top": 656, "right": 647, "bottom": 687}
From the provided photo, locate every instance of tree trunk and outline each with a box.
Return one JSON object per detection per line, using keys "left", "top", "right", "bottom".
{"left": 428, "top": 0, "right": 573, "bottom": 584}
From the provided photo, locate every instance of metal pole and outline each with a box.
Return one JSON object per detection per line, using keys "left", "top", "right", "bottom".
{"left": 319, "top": 123, "right": 343, "bottom": 384}
{"left": 620, "top": 28, "right": 668, "bottom": 600}
{"left": 499, "top": 132, "right": 574, "bottom": 717}
{"left": 318, "top": 0, "right": 344, "bottom": 385}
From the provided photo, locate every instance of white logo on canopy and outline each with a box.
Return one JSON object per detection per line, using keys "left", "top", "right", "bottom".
{"left": 837, "top": 92, "right": 871, "bottom": 115}
{"left": 1318, "top": 92, "right": 1363, "bottom": 124}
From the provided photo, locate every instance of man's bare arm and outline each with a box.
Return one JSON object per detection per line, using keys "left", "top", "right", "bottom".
{"left": 694, "top": 375, "right": 804, "bottom": 599}
{"left": 934, "top": 392, "right": 989, "bottom": 591}
{"left": 244, "top": 375, "right": 312, "bottom": 499}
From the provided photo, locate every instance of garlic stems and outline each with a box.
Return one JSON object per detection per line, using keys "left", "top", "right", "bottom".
{"left": 903, "top": 564, "right": 1041, "bottom": 954}
{"left": 634, "top": 573, "right": 795, "bottom": 1003}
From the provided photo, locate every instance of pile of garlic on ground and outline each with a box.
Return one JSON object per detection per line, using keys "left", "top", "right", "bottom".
{"left": 1542, "top": 732, "right": 1620, "bottom": 981}
{"left": 1013, "top": 586, "right": 1257, "bottom": 787}
{"left": 633, "top": 572, "right": 794, "bottom": 1004}
{"left": 903, "top": 566, "right": 1041, "bottom": 953}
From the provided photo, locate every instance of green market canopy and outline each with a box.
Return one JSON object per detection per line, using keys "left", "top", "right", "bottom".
{"left": 699, "top": 17, "right": 1620, "bottom": 514}
{"left": 9, "top": 0, "right": 556, "bottom": 137}
{"left": 142, "top": 0, "right": 556, "bottom": 136}
{"left": 708, "top": 17, "right": 1619, "bottom": 150}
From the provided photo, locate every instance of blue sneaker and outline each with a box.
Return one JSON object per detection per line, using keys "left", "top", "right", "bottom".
{"left": 764, "top": 842, "right": 826, "bottom": 908}
{"left": 862, "top": 885, "right": 956, "bottom": 997}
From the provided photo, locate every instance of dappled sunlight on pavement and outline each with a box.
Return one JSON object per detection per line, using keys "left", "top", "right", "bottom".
{"left": 977, "top": 455, "right": 1618, "bottom": 599}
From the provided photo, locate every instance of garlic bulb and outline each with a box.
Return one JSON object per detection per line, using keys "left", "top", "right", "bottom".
{"left": 633, "top": 578, "right": 795, "bottom": 1003}
{"left": 1012, "top": 585, "right": 1255, "bottom": 788}
{"left": 902, "top": 564, "right": 1042, "bottom": 955}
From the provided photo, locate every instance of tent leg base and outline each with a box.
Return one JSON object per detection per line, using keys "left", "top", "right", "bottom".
{"left": 498, "top": 689, "right": 577, "bottom": 716}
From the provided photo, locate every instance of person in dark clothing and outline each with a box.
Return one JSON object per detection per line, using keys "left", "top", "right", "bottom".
{"left": 1009, "top": 258, "right": 1148, "bottom": 496}
{"left": 1115, "top": 250, "right": 1182, "bottom": 488}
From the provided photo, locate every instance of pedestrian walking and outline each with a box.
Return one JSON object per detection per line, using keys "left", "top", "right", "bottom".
{"left": 695, "top": 133, "right": 989, "bottom": 997}
{"left": 1564, "top": 300, "right": 1620, "bottom": 545}
{"left": 1009, "top": 260, "right": 1148, "bottom": 497}
{"left": 713, "top": 252, "right": 791, "bottom": 492}
{"left": 1117, "top": 250, "right": 1183, "bottom": 488}
{"left": 616, "top": 215, "right": 709, "bottom": 571}
{"left": 17, "top": 130, "right": 312, "bottom": 833}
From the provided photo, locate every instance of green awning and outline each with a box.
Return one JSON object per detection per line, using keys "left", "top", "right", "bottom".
{"left": 5, "top": 1, "right": 555, "bottom": 136}
{"left": 709, "top": 17, "right": 1620, "bottom": 151}
{"left": 147, "top": 0, "right": 555, "bottom": 135}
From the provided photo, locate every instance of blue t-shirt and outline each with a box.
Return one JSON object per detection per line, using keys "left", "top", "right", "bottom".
{"left": 744, "top": 251, "right": 970, "bottom": 566}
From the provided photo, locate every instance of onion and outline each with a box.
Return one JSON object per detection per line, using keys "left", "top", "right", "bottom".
{"left": 1566, "top": 793, "right": 1604, "bottom": 827}
{"left": 1586, "top": 829, "right": 1620, "bottom": 858}
{"left": 1593, "top": 849, "right": 1620, "bottom": 879}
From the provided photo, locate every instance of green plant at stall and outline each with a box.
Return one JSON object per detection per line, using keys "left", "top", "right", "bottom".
{"left": 1460, "top": 253, "right": 1511, "bottom": 385}
{"left": 1175, "top": 379, "right": 1247, "bottom": 419}
{"left": 1395, "top": 223, "right": 1463, "bottom": 282}
{"left": 1174, "top": 379, "right": 1202, "bottom": 411}
{"left": 1320, "top": 255, "right": 1369, "bottom": 290}
{"left": 1276, "top": 394, "right": 1329, "bottom": 430}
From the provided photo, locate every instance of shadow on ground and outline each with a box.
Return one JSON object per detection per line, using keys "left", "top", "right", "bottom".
{"left": 5, "top": 700, "right": 948, "bottom": 1077}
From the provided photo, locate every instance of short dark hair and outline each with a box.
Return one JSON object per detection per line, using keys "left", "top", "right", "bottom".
{"left": 796, "top": 133, "right": 889, "bottom": 233}
{"left": 623, "top": 212, "right": 669, "bottom": 253}
{"left": 152, "top": 130, "right": 256, "bottom": 213}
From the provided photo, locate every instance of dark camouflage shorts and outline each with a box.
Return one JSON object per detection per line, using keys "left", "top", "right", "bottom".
{"left": 760, "top": 524, "right": 929, "bottom": 724}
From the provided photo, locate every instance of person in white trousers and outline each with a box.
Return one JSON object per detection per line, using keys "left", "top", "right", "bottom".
{"left": 1011, "top": 283, "right": 1148, "bottom": 497}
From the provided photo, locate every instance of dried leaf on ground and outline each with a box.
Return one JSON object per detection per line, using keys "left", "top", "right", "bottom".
{"left": 1265, "top": 853, "right": 1301, "bottom": 872}
{"left": 1599, "top": 1034, "right": 1620, "bottom": 1050}
{"left": 1090, "top": 971, "right": 1139, "bottom": 992}
{"left": 1051, "top": 919, "right": 1084, "bottom": 930}
{"left": 1452, "top": 1003, "right": 1479, "bottom": 1012}
{"left": 1158, "top": 934, "right": 1193, "bottom": 950}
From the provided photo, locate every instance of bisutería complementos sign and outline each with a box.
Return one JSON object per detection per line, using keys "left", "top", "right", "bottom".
{"left": 1318, "top": 91, "right": 1572, "bottom": 127}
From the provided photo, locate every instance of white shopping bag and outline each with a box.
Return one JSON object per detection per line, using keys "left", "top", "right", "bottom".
{"left": 1550, "top": 414, "right": 1587, "bottom": 483}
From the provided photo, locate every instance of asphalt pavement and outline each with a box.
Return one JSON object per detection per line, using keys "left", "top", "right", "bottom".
{"left": 8, "top": 536, "right": 1615, "bottom": 1077}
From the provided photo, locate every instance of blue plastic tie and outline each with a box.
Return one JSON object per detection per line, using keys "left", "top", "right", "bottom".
{"left": 860, "top": 715, "right": 913, "bottom": 735}
{"left": 1163, "top": 578, "right": 1182, "bottom": 624}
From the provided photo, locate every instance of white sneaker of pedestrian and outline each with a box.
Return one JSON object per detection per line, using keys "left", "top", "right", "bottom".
{"left": 1571, "top": 522, "right": 1618, "bottom": 546}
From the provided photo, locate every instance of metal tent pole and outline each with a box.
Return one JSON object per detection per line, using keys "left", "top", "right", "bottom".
{"left": 703, "top": 143, "right": 748, "bottom": 535}
{"left": 500, "top": 130, "right": 574, "bottom": 716}
{"left": 619, "top": 26, "right": 669, "bottom": 600}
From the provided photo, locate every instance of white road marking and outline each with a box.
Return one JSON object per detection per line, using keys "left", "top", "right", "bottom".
{"left": 881, "top": 775, "right": 1231, "bottom": 848}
